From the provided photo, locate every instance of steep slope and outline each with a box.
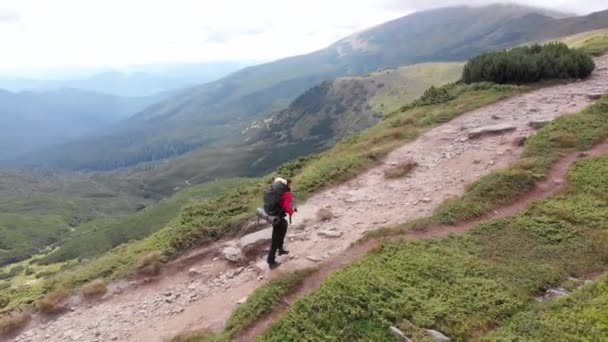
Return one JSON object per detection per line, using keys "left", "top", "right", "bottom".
{"left": 0, "top": 89, "right": 169, "bottom": 161}
{"left": 11, "top": 55, "right": 608, "bottom": 342}
{"left": 107, "top": 62, "right": 463, "bottom": 198}
{"left": 26, "top": 5, "right": 608, "bottom": 170}
{"left": 247, "top": 62, "right": 464, "bottom": 147}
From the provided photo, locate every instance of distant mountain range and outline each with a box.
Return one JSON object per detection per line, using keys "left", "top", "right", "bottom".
{"left": 0, "top": 61, "right": 252, "bottom": 97}
{"left": 19, "top": 4, "right": 608, "bottom": 172}
{"left": 105, "top": 62, "right": 463, "bottom": 198}
{"left": 0, "top": 89, "right": 170, "bottom": 161}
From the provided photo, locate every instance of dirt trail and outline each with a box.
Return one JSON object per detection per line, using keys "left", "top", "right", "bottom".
{"left": 235, "top": 140, "right": 608, "bottom": 341}
{"left": 12, "top": 55, "right": 608, "bottom": 342}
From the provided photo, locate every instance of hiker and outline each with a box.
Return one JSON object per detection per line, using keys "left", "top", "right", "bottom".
{"left": 263, "top": 177, "right": 296, "bottom": 269}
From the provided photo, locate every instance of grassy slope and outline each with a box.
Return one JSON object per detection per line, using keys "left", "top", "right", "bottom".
{"left": 2, "top": 28, "right": 604, "bottom": 319}
{"left": 114, "top": 62, "right": 463, "bottom": 199}
{"left": 186, "top": 35, "right": 608, "bottom": 338}
{"left": 259, "top": 98, "right": 608, "bottom": 341}
{"left": 1, "top": 29, "right": 603, "bottom": 273}
{"left": 33, "top": 178, "right": 252, "bottom": 266}
{"left": 0, "top": 178, "right": 250, "bottom": 310}
{"left": 0, "top": 81, "right": 524, "bottom": 315}
{"left": 558, "top": 28, "right": 608, "bottom": 56}
{"left": 489, "top": 274, "right": 608, "bottom": 340}
{"left": 0, "top": 171, "right": 149, "bottom": 267}
{"left": 368, "top": 62, "right": 464, "bottom": 113}
{"left": 172, "top": 269, "right": 316, "bottom": 342}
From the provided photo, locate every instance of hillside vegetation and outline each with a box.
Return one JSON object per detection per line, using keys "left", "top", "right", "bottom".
{"left": 259, "top": 98, "right": 608, "bottom": 341}
{"left": 1, "top": 26, "right": 606, "bottom": 323}
{"left": 462, "top": 42, "right": 595, "bottom": 84}
{"left": 0, "top": 89, "right": 167, "bottom": 161}
{"left": 0, "top": 171, "right": 151, "bottom": 267}
{"left": 0, "top": 62, "right": 461, "bottom": 271}
{"left": 0, "top": 79, "right": 525, "bottom": 315}
{"left": 94, "top": 62, "right": 463, "bottom": 200}
{"left": 0, "top": 178, "right": 249, "bottom": 290}
{"left": 22, "top": 5, "right": 608, "bottom": 171}
{"left": 558, "top": 28, "right": 608, "bottom": 56}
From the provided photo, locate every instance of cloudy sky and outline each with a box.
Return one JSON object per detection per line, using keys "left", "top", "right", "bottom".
{"left": 0, "top": 0, "right": 605, "bottom": 73}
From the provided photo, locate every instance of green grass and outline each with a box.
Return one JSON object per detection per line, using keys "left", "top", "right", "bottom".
{"left": 2, "top": 33, "right": 604, "bottom": 316}
{"left": 35, "top": 178, "right": 252, "bottom": 265}
{"left": 0, "top": 80, "right": 524, "bottom": 315}
{"left": 172, "top": 269, "right": 315, "bottom": 342}
{"left": 367, "top": 62, "right": 464, "bottom": 114}
{"left": 259, "top": 153, "right": 608, "bottom": 341}
{"left": 560, "top": 28, "right": 608, "bottom": 56}
{"left": 488, "top": 275, "right": 608, "bottom": 340}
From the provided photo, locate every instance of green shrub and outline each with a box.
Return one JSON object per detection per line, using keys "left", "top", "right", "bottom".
{"left": 80, "top": 279, "right": 108, "bottom": 298}
{"left": 462, "top": 42, "right": 595, "bottom": 84}
{"left": 36, "top": 288, "right": 68, "bottom": 313}
{"left": 135, "top": 252, "right": 162, "bottom": 276}
{"left": 0, "top": 309, "right": 31, "bottom": 336}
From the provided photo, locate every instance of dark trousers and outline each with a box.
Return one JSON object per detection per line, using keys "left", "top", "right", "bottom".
{"left": 268, "top": 218, "right": 288, "bottom": 264}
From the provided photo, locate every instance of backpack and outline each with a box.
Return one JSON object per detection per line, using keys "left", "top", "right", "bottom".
{"left": 263, "top": 182, "right": 288, "bottom": 216}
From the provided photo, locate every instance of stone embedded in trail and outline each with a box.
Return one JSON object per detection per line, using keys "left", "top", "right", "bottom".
{"left": 317, "top": 230, "right": 343, "bottom": 238}
{"left": 188, "top": 267, "right": 202, "bottom": 277}
{"left": 426, "top": 329, "right": 451, "bottom": 342}
{"left": 389, "top": 326, "right": 412, "bottom": 342}
{"left": 238, "top": 227, "right": 273, "bottom": 252}
{"left": 237, "top": 296, "right": 248, "bottom": 304}
{"left": 222, "top": 246, "right": 243, "bottom": 262}
{"left": 306, "top": 255, "right": 323, "bottom": 262}
{"left": 588, "top": 93, "right": 603, "bottom": 100}
{"left": 513, "top": 136, "right": 527, "bottom": 147}
{"left": 467, "top": 124, "right": 516, "bottom": 139}
{"left": 528, "top": 118, "right": 552, "bottom": 129}
{"left": 254, "top": 260, "right": 269, "bottom": 273}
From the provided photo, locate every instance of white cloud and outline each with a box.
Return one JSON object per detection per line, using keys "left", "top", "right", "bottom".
{"left": 0, "top": 0, "right": 404, "bottom": 71}
{"left": 0, "top": 0, "right": 605, "bottom": 72}
{"left": 380, "top": 0, "right": 607, "bottom": 14}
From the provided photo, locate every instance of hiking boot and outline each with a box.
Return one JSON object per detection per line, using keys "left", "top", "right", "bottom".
{"left": 278, "top": 249, "right": 290, "bottom": 256}
{"left": 269, "top": 261, "right": 281, "bottom": 270}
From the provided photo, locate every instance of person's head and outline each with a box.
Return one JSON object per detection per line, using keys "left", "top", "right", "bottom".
{"left": 274, "top": 177, "right": 292, "bottom": 188}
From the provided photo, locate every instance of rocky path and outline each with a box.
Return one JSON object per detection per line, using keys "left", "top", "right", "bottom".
{"left": 234, "top": 140, "right": 608, "bottom": 341}
{"left": 12, "top": 55, "right": 608, "bottom": 342}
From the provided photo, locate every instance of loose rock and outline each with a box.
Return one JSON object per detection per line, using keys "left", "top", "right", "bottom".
{"left": 222, "top": 246, "right": 243, "bottom": 262}
{"left": 528, "top": 118, "right": 552, "bottom": 129}
{"left": 306, "top": 255, "right": 323, "bottom": 262}
{"left": 239, "top": 228, "right": 273, "bottom": 252}
{"left": 389, "top": 326, "right": 412, "bottom": 342}
{"left": 426, "top": 329, "right": 451, "bottom": 342}
{"left": 317, "top": 230, "right": 343, "bottom": 238}
{"left": 468, "top": 124, "right": 516, "bottom": 139}
{"left": 513, "top": 136, "right": 527, "bottom": 147}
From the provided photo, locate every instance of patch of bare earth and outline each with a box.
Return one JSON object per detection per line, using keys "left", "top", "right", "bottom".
{"left": 12, "top": 55, "right": 608, "bottom": 342}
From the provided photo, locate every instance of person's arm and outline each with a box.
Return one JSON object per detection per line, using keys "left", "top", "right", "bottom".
{"left": 280, "top": 192, "right": 294, "bottom": 215}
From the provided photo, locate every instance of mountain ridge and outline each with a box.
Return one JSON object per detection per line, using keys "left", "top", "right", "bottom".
{"left": 14, "top": 5, "right": 608, "bottom": 171}
{"left": 0, "top": 88, "right": 170, "bottom": 161}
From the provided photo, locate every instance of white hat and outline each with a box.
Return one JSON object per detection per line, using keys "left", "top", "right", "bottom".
{"left": 274, "top": 177, "right": 288, "bottom": 185}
